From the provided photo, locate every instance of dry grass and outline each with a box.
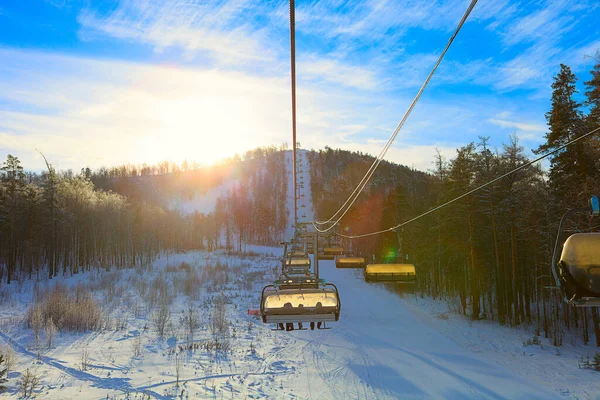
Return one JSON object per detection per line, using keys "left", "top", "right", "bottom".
{"left": 28, "top": 284, "right": 103, "bottom": 332}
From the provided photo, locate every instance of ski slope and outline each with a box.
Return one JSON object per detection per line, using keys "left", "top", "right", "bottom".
{"left": 284, "top": 149, "right": 314, "bottom": 239}
{"left": 265, "top": 256, "right": 561, "bottom": 400}
{"left": 0, "top": 247, "right": 595, "bottom": 399}
{"left": 169, "top": 178, "right": 239, "bottom": 215}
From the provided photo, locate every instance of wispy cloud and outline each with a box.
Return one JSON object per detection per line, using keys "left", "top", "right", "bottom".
{"left": 488, "top": 118, "right": 545, "bottom": 133}
{"left": 2, "top": 0, "right": 599, "bottom": 173}
{"left": 78, "top": 0, "right": 275, "bottom": 65}
{"left": 300, "top": 57, "right": 379, "bottom": 90}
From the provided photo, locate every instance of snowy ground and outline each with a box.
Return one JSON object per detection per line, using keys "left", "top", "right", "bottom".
{"left": 1, "top": 150, "right": 599, "bottom": 399}
{"left": 0, "top": 247, "right": 598, "bottom": 399}
{"left": 285, "top": 149, "right": 314, "bottom": 239}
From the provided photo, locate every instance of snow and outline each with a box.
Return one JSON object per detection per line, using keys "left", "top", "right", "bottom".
{"left": 0, "top": 248, "right": 597, "bottom": 399}
{"left": 284, "top": 149, "right": 314, "bottom": 240}
{"left": 169, "top": 179, "right": 238, "bottom": 215}
{"left": 1, "top": 151, "right": 598, "bottom": 399}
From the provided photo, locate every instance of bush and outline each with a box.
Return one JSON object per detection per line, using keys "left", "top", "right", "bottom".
{"left": 19, "top": 369, "right": 39, "bottom": 398}
{"left": 0, "top": 354, "right": 7, "bottom": 392}
{"left": 27, "top": 284, "right": 103, "bottom": 332}
{"left": 0, "top": 346, "right": 15, "bottom": 376}
{"left": 209, "top": 297, "right": 228, "bottom": 339}
{"left": 579, "top": 352, "right": 600, "bottom": 371}
{"left": 522, "top": 335, "right": 542, "bottom": 347}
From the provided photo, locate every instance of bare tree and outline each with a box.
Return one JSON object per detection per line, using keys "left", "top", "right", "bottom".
{"left": 131, "top": 335, "right": 142, "bottom": 357}
{"left": 29, "top": 306, "right": 43, "bottom": 349}
{"left": 174, "top": 352, "right": 183, "bottom": 388}
{"left": 180, "top": 304, "right": 200, "bottom": 343}
{"left": 0, "top": 346, "right": 15, "bottom": 375}
{"left": 80, "top": 348, "right": 90, "bottom": 371}
{"left": 152, "top": 303, "right": 171, "bottom": 340}
{"left": 45, "top": 317, "right": 57, "bottom": 349}
{"left": 209, "top": 297, "right": 228, "bottom": 339}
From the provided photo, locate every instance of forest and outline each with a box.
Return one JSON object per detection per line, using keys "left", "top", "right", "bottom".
{"left": 0, "top": 146, "right": 288, "bottom": 285}
{"left": 1, "top": 59, "right": 599, "bottom": 348}
{"left": 309, "top": 62, "right": 600, "bottom": 346}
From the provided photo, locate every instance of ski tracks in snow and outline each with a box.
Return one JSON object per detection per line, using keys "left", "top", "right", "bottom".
{"left": 0, "top": 330, "right": 167, "bottom": 399}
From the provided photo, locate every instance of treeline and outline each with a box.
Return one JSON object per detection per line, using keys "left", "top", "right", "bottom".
{"left": 213, "top": 150, "right": 289, "bottom": 249}
{"left": 311, "top": 61, "right": 600, "bottom": 346}
{"left": 0, "top": 146, "right": 289, "bottom": 284}
{"left": 91, "top": 145, "right": 287, "bottom": 205}
{"left": 0, "top": 156, "right": 218, "bottom": 284}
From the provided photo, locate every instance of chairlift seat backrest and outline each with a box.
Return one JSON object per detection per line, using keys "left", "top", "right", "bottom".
{"left": 336, "top": 257, "right": 366, "bottom": 268}
{"left": 324, "top": 247, "right": 344, "bottom": 255}
{"left": 365, "top": 263, "right": 416, "bottom": 282}
{"left": 560, "top": 233, "right": 600, "bottom": 294}
{"left": 286, "top": 258, "right": 310, "bottom": 266}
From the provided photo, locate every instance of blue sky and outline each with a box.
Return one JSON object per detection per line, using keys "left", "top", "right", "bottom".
{"left": 0, "top": 0, "right": 599, "bottom": 172}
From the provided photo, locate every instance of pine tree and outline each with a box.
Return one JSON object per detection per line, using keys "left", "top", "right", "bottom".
{"left": 0, "top": 155, "right": 26, "bottom": 283}
{"left": 534, "top": 64, "right": 594, "bottom": 205}
{"left": 583, "top": 53, "right": 600, "bottom": 185}
{"left": 0, "top": 354, "right": 7, "bottom": 391}
{"left": 584, "top": 52, "right": 600, "bottom": 130}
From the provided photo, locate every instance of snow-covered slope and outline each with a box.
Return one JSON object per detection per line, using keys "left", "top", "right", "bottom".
{"left": 284, "top": 149, "right": 314, "bottom": 240}
{"left": 170, "top": 179, "right": 239, "bottom": 215}
{"left": 0, "top": 150, "right": 597, "bottom": 399}
{"left": 0, "top": 248, "right": 596, "bottom": 399}
{"left": 275, "top": 258, "right": 564, "bottom": 399}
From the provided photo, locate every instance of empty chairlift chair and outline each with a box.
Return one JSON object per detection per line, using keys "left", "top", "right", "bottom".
{"left": 260, "top": 279, "right": 341, "bottom": 331}
{"left": 336, "top": 255, "right": 366, "bottom": 268}
{"left": 364, "top": 263, "right": 416, "bottom": 283}
{"left": 552, "top": 196, "right": 600, "bottom": 307}
{"left": 319, "top": 247, "right": 343, "bottom": 260}
{"left": 284, "top": 257, "right": 311, "bottom": 275}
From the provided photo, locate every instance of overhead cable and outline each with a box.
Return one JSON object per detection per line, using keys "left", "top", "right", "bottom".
{"left": 313, "top": 0, "right": 479, "bottom": 233}
{"left": 337, "top": 126, "right": 600, "bottom": 239}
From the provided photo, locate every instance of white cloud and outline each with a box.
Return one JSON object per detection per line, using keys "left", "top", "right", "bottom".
{"left": 488, "top": 118, "right": 545, "bottom": 133}
{"left": 300, "top": 57, "right": 379, "bottom": 90}
{"left": 78, "top": 0, "right": 275, "bottom": 65}
{"left": 4, "top": 0, "right": 599, "bottom": 173}
{"left": 0, "top": 47, "right": 557, "bottom": 173}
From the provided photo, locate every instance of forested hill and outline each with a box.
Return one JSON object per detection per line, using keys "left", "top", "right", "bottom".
{"left": 309, "top": 63, "right": 600, "bottom": 347}
{"left": 307, "top": 147, "right": 436, "bottom": 245}
{"left": 91, "top": 146, "right": 289, "bottom": 248}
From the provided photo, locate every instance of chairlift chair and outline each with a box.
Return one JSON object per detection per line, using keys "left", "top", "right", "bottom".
{"left": 319, "top": 247, "right": 344, "bottom": 260}
{"left": 336, "top": 256, "right": 366, "bottom": 269}
{"left": 284, "top": 257, "right": 311, "bottom": 275}
{"left": 551, "top": 196, "right": 600, "bottom": 307}
{"left": 260, "top": 280, "right": 341, "bottom": 331}
{"left": 364, "top": 263, "right": 416, "bottom": 283}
